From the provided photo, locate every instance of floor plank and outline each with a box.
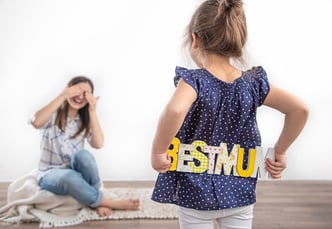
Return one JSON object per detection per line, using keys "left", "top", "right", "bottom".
{"left": 254, "top": 180, "right": 332, "bottom": 229}
{"left": 1, "top": 180, "right": 332, "bottom": 229}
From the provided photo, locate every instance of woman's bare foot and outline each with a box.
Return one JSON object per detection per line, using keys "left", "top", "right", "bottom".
{"left": 96, "top": 206, "right": 112, "bottom": 217}
{"left": 115, "top": 198, "right": 140, "bottom": 210}
{"left": 100, "top": 198, "right": 140, "bottom": 211}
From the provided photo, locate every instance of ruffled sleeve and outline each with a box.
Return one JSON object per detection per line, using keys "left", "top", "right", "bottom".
{"left": 174, "top": 66, "right": 199, "bottom": 94}
{"left": 251, "top": 66, "right": 270, "bottom": 106}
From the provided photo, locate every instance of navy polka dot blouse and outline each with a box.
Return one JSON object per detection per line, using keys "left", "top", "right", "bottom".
{"left": 151, "top": 66, "right": 270, "bottom": 210}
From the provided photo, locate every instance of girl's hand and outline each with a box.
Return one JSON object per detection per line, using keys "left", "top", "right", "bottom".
{"left": 151, "top": 153, "right": 171, "bottom": 173}
{"left": 265, "top": 153, "right": 287, "bottom": 179}
{"left": 84, "top": 91, "right": 100, "bottom": 113}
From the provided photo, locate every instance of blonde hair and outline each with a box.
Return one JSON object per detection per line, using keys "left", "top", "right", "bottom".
{"left": 186, "top": 0, "right": 247, "bottom": 61}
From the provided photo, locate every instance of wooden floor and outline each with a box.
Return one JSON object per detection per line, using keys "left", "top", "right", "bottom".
{"left": 0, "top": 180, "right": 332, "bottom": 229}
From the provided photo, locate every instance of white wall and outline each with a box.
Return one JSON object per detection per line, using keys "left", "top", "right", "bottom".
{"left": 0, "top": 0, "right": 331, "bottom": 181}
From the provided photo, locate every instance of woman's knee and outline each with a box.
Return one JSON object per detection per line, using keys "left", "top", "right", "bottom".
{"left": 39, "top": 169, "right": 82, "bottom": 194}
{"left": 72, "top": 149, "right": 93, "bottom": 161}
{"left": 71, "top": 149, "right": 95, "bottom": 167}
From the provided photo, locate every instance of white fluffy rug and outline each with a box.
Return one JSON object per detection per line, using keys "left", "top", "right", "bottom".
{"left": 102, "top": 187, "right": 178, "bottom": 220}
{"left": 0, "top": 170, "right": 178, "bottom": 228}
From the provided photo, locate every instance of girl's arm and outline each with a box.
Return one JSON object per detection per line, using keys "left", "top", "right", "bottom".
{"left": 263, "top": 84, "right": 309, "bottom": 178}
{"left": 31, "top": 86, "right": 81, "bottom": 129}
{"left": 151, "top": 79, "right": 197, "bottom": 172}
{"left": 85, "top": 91, "right": 104, "bottom": 149}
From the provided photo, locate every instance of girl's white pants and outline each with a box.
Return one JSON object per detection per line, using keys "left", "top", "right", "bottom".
{"left": 178, "top": 204, "right": 254, "bottom": 229}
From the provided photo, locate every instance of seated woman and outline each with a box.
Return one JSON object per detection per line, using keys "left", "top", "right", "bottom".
{"left": 31, "top": 76, "right": 139, "bottom": 217}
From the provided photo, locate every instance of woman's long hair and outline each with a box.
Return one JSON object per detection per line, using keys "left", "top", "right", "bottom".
{"left": 55, "top": 76, "right": 94, "bottom": 139}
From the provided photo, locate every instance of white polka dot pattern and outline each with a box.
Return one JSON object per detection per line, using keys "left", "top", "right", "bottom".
{"left": 152, "top": 66, "right": 270, "bottom": 210}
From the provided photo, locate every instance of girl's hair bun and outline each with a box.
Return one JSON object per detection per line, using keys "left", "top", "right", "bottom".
{"left": 217, "top": 0, "right": 243, "bottom": 18}
{"left": 222, "top": 0, "right": 242, "bottom": 9}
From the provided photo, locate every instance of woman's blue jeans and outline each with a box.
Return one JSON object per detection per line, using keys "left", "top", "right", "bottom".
{"left": 39, "top": 149, "right": 103, "bottom": 208}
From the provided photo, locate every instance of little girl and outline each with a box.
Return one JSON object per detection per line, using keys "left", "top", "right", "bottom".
{"left": 151, "top": 0, "right": 309, "bottom": 229}
{"left": 31, "top": 76, "right": 139, "bottom": 217}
